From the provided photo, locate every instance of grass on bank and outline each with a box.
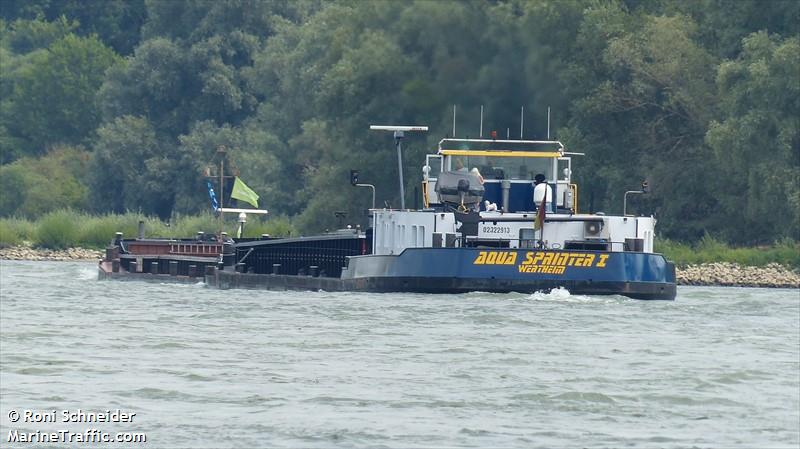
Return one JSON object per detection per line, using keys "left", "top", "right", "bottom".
{"left": 0, "top": 210, "right": 297, "bottom": 250}
{"left": 656, "top": 235, "right": 799, "bottom": 268}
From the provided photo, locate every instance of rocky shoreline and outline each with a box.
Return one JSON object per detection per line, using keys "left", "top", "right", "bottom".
{"left": 1, "top": 245, "right": 798, "bottom": 289}
{"left": 675, "top": 262, "right": 799, "bottom": 289}
{"left": 0, "top": 245, "right": 102, "bottom": 262}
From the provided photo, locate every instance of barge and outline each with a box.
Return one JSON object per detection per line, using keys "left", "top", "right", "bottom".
{"left": 99, "top": 130, "right": 676, "bottom": 300}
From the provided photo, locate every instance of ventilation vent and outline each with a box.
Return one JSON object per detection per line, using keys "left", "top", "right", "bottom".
{"left": 583, "top": 219, "right": 609, "bottom": 239}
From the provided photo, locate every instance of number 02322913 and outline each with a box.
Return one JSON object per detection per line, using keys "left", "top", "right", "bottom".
{"left": 481, "top": 225, "right": 511, "bottom": 235}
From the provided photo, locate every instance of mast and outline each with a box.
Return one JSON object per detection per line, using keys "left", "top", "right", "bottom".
{"left": 369, "top": 125, "right": 429, "bottom": 209}
{"left": 219, "top": 146, "right": 224, "bottom": 211}
{"left": 218, "top": 146, "right": 226, "bottom": 233}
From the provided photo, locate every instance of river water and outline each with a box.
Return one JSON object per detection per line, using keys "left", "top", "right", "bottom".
{"left": 1, "top": 260, "right": 798, "bottom": 448}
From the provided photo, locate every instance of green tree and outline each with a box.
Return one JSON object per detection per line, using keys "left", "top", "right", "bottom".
{"left": 0, "top": 15, "right": 78, "bottom": 53}
{"left": 3, "top": 0, "right": 797, "bottom": 244}
{"left": 92, "top": 1, "right": 316, "bottom": 219}
{"left": 655, "top": 0, "right": 800, "bottom": 59}
{"left": 0, "top": 0, "right": 146, "bottom": 55}
{"left": 89, "top": 115, "right": 174, "bottom": 218}
{"left": 564, "top": 13, "right": 720, "bottom": 240}
{"left": 705, "top": 32, "right": 800, "bottom": 242}
{"left": 0, "top": 146, "right": 89, "bottom": 217}
{"left": 98, "top": 38, "right": 190, "bottom": 136}
{"left": 99, "top": 1, "right": 314, "bottom": 137}
{"left": 3, "top": 32, "right": 120, "bottom": 155}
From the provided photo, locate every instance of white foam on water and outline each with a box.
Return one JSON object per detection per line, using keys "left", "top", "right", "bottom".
{"left": 77, "top": 266, "right": 97, "bottom": 281}
{"left": 527, "top": 286, "right": 571, "bottom": 300}
{"left": 525, "top": 286, "right": 598, "bottom": 302}
{"left": 160, "top": 281, "right": 206, "bottom": 288}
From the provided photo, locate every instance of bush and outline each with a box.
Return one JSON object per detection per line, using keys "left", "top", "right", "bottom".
{"left": 77, "top": 213, "right": 137, "bottom": 248}
{"left": 240, "top": 215, "right": 297, "bottom": 238}
{"left": 775, "top": 240, "right": 800, "bottom": 267}
{"left": 0, "top": 166, "right": 28, "bottom": 217}
{"left": 171, "top": 213, "right": 226, "bottom": 239}
{"left": 0, "top": 218, "right": 35, "bottom": 247}
{"left": 140, "top": 216, "right": 173, "bottom": 239}
{"left": 0, "top": 147, "right": 89, "bottom": 218}
{"left": 34, "top": 210, "right": 80, "bottom": 249}
{"left": 657, "top": 235, "right": 800, "bottom": 268}
{"left": 0, "top": 220, "right": 22, "bottom": 247}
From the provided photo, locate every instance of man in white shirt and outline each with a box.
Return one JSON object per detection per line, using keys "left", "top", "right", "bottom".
{"left": 533, "top": 173, "right": 553, "bottom": 209}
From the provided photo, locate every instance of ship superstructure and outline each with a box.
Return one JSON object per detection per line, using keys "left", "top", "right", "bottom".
{"left": 374, "top": 137, "right": 655, "bottom": 255}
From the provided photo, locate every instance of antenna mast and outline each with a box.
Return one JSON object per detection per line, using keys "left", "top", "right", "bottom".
{"left": 204, "top": 145, "right": 237, "bottom": 233}
{"left": 369, "top": 125, "right": 428, "bottom": 210}
{"left": 479, "top": 105, "right": 484, "bottom": 138}
{"left": 452, "top": 105, "right": 457, "bottom": 137}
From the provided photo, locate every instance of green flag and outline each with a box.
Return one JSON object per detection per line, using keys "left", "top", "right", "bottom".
{"left": 231, "top": 177, "right": 259, "bottom": 208}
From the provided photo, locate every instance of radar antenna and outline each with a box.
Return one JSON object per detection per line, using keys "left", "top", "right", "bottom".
{"left": 369, "top": 125, "right": 428, "bottom": 210}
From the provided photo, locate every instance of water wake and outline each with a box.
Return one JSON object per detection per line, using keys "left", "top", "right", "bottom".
{"left": 76, "top": 266, "right": 97, "bottom": 281}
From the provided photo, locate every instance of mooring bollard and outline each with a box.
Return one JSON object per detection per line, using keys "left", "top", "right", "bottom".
{"left": 150, "top": 261, "right": 159, "bottom": 274}
{"left": 235, "top": 263, "right": 245, "bottom": 273}
{"left": 188, "top": 264, "right": 197, "bottom": 277}
{"left": 169, "top": 260, "right": 178, "bottom": 276}
{"left": 129, "top": 261, "right": 138, "bottom": 273}
{"left": 205, "top": 265, "right": 216, "bottom": 276}
{"left": 112, "top": 260, "right": 120, "bottom": 273}
{"left": 309, "top": 266, "right": 319, "bottom": 277}
{"left": 272, "top": 264, "right": 281, "bottom": 275}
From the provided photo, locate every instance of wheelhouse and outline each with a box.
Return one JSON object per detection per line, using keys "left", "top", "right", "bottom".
{"left": 423, "top": 138, "right": 577, "bottom": 214}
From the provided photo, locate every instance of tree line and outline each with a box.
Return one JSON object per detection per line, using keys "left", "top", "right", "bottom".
{"left": 0, "top": 0, "right": 797, "bottom": 244}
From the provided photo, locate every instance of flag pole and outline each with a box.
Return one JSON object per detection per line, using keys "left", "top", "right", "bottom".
{"left": 538, "top": 186, "right": 547, "bottom": 248}
{"left": 204, "top": 145, "right": 241, "bottom": 238}
{"left": 218, "top": 146, "right": 225, "bottom": 235}
{"left": 539, "top": 192, "right": 543, "bottom": 248}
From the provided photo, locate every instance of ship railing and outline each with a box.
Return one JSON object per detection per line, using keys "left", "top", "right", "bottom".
{"left": 169, "top": 242, "right": 223, "bottom": 257}
{"left": 236, "top": 243, "right": 367, "bottom": 277}
{"left": 461, "top": 237, "right": 644, "bottom": 252}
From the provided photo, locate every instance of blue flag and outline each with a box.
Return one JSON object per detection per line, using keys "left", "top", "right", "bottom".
{"left": 206, "top": 181, "right": 219, "bottom": 211}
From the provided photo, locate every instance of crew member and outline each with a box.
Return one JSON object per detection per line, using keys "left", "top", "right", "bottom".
{"left": 533, "top": 173, "right": 553, "bottom": 209}
{"left": 470, "top": 167, "right": 484, "bottom": 184}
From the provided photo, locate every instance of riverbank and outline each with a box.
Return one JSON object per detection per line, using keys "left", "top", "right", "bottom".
{"left": 0, "top": 245, "right": 102, "bottom": 261}
{"left": 675, "top": 262, "right": 799, "bottom": 289}
{"left": 1, "top": 245, "right": 797, "bottom": 289}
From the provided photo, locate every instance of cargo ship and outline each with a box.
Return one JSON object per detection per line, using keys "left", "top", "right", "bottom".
{"left": 99, "top": 127, "right": 676, "bottom": 300}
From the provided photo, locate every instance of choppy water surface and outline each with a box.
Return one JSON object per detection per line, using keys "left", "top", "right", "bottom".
{"left": 1, "top": 260, "right": 798, "bottom": 448}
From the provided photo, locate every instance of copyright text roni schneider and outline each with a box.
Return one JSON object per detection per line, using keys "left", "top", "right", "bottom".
{"left": 7, "top": 409, "right": 146, "bottom": 444}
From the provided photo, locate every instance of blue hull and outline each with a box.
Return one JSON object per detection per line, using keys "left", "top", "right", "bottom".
{"left": 340, "top": 248, "right": 676, "bottom": 300}
{"left": 210, "top": 248, "right": 676, "bottom": 300}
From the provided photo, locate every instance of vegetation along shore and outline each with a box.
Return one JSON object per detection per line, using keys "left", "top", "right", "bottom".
{"left": 1, "top": 1, "right": 798, "bottom": 245}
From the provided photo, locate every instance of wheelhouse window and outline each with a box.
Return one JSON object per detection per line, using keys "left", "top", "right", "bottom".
{"left": 448, "top": 155, "right": 553, "bottom": 181}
